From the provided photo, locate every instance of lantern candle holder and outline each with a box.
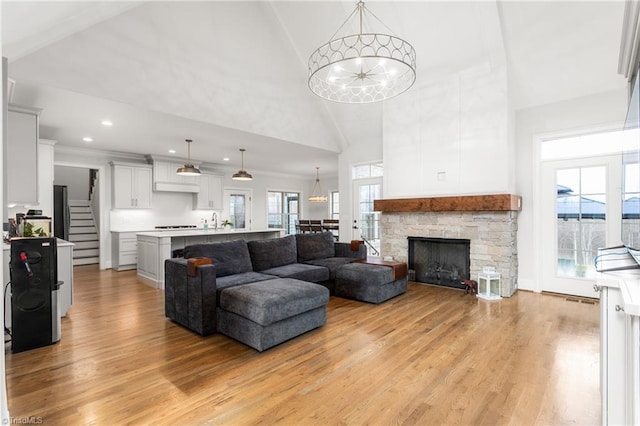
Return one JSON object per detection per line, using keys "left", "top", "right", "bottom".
{"left": 477, "top": 268, "right": 501, "bottom": 301}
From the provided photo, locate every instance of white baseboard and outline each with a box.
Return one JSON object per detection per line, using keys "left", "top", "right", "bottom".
{"left": 516, "top": 278, "right": 539, "bottom": 292}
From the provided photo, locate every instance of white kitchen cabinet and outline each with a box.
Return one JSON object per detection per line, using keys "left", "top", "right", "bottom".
{"left": 194, "top": 173, "right": 223, "bottom": 210}
{"left": 7, "top": 104, "right": 41, "bottom": 205}
{"left": 596, "top": 271, "right": 640, "bottom": 425}
{"left": 148, "top": 157, "right": 199, "bottom": 193}
{"left": 110, "top": 162, "right": 152, "bottom": 209}
{"left": 111, "top": 232, "right": 139, "bottom": 271}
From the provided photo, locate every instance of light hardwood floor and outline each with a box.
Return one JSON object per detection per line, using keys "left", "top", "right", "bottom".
{"left": 5, "top": 265, "right": 600, "bottom": 425}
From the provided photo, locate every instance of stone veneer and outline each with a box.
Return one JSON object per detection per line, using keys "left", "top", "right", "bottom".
{"left": 380, "top": 211, "right": 518, "bottom": 297}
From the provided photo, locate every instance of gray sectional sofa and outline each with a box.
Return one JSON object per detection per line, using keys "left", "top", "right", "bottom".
{"left": 164, "top": 232, "right": 370, "bottom": 351}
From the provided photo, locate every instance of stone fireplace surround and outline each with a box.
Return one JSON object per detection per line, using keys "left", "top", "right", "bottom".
{"left": 375, "top": 195, "right": 520, "bottom": 297}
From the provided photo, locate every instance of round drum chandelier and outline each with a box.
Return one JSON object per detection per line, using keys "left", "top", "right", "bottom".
{"left": 308, "top": 1, "right": 416, "bottom": 104}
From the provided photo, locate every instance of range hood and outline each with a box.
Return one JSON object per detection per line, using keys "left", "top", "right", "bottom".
{"left": 146, "top": 155, "right": 200, "bottom": 193}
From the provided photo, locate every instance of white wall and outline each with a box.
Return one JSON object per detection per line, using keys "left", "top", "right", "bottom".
{"left": 382, "top": 62, "right": 513, "bottom": 197}
{"left": 54, "top": 165, "right": 90, "bottom": 200}
{"left": 515, "top": 87, "right": 628, "bottom": 291}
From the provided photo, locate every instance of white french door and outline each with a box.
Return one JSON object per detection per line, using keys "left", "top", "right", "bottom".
{"left": 540, "top": 155, "right": 621, "bottom": 297}
{"left": 352, "top": 177, "right": 382, "bottom": 256}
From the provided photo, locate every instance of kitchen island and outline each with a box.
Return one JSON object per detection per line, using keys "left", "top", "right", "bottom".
{"left": 136, "top": 228, "right": 284, "bottom": 289}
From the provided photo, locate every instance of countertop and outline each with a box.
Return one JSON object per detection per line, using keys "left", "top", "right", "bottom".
{"left": 597, "top": 269, "right": 640, "bottom": 316}
{"left": 3, "top": 238, "right": 74, "bottom": 251}
{"left": 135, "top": 228, "right": 283, "bottom": 238}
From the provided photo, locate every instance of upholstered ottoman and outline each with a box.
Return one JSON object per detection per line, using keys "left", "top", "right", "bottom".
{"left": 335, "top": 263, "right": 407, "bottom": 304}
{"left": 217, "top": 278, "right": 330, "bottom": 352}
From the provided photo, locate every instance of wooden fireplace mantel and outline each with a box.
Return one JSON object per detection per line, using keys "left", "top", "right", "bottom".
{"left": 374, "top": 194, "right": 522, "bottom": 213}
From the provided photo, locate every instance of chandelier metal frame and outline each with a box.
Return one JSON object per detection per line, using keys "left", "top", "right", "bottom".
{"left": 308, "top": 1, "right": 416, "bottom": 103}
{"left": 309, "top": 166, "right": 328, "bottom": 203}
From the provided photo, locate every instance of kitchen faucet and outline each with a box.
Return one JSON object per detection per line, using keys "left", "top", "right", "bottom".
{"left": 211, "top": 212, "right": 218, "bottom": 230}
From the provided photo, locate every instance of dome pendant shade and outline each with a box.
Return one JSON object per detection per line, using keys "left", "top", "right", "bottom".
{"left": 232, "top": 148, "right": 253, "bottom": 181}
{"left": 309, "top": 167, "right": 328, "bottom": 203}
{"left": 176, "top": 139, "right": 201, "bottom": 176}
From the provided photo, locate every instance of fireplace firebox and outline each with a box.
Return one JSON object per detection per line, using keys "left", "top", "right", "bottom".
{"left": 407, "top": 237, "right": 470, "bottom": 290}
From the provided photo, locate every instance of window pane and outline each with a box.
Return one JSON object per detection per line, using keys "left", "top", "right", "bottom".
{"left": 580, "top": 166, "right": 606, "bottom": 194}
{"left": 331, "top": 191, "right": 339, "bottom": 219}
{"left": 370, "top": 163, "right": 384, "bottom": 177}
{"left": 556, "top": 166, "right": 606, "bottom": 278}
{"left": 267, "top": 191, "right": 300, "bottom": 234}
{"left": 352, "top": 163, "right": 384, "bottom": 179}
{"left": 230, "top": 194, "right": 246, "bottom": 229}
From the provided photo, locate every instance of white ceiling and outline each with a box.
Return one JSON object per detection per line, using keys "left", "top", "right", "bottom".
{"left": 1, "top": 1, "right": 629, "bottom": 178}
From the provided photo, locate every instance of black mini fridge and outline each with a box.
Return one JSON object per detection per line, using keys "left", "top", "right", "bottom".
{"left": 10, "top": 237, "right": 61, "bottom": 353}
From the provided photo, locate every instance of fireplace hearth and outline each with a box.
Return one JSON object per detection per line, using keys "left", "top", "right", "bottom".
{"left": 408, "top": 237, "right": 470, "bottom": 290}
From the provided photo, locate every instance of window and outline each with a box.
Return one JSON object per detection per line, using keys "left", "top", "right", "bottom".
{"left": 229, "top": 193, "right": 247, "bottom": 229}
{"left": 352, "top": 163, "right": 383, "bottom": 179}
{"left": 330, "top": 191, "right": 339, "bottom": 219}
{"left": 268, "top": 191, "right": 299, "bottom": 234}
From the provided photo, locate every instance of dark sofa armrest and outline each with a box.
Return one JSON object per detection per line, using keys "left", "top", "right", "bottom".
{"left": 334, "top": 242, "right": 367, "bottom": 260}
{"left": 164, "top": 258, "right": 218, "bottom": 335}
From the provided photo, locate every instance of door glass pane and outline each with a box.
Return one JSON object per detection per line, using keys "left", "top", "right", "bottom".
{"left": 230, "top": 194, "right": 246, "bottom": 229}
{"left": 623, "top": 161, "right": 640, "bottom": 248}
{"left": 556, "top": 166, "right": 606, "bottom": 278}
{"left": 267, "top": 192, "right": 282, "bottom": 230}
{"left": 285, "top": 193, "right": 299, "bottom": 235}
{"left": 358, "top": 183, "right": 381, "bottom": 255}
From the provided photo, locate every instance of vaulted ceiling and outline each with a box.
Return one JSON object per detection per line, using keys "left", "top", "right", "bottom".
{"left": 1, "top": 1, "right": 628, "bottom": 177}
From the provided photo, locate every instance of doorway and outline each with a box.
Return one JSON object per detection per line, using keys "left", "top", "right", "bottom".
{"left": 223, "top": 189, "right": 252, "bottom": 230}
{"left": 54, "top": 163, "right": 107, "bottom": 269}
{"left": 541, "top": 155, "right": 621, "bottom": 297}
{"left": 352, "top": 177, "right": 382, "bottom": 256}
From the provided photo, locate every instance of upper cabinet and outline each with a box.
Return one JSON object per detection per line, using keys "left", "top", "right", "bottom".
{"left": 147, "top": 156, "right": 200, "bottom": 193}
{"left": 110, "top": 162, "right": 152, "bottom": 209}
{"left": 7, "top": 104, "right": 41, "bottom": 205}
{"left": 193, "top": 173, "right": 223, "bottom": 210}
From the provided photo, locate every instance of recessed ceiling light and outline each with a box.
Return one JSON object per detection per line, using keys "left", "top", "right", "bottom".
{"left": 101, "top": 120, "right": 113, "bottom": 126}
{"left": 83, "top": 137, "right": 93, "bottom": 142}
{"left": 168, "top": 149, "right": 176, "bottom": 154}
{"left": 223, "top": 157, "right": 230, "bottom": 162}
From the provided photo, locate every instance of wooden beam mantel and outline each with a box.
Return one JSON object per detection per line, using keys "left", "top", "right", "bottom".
{"left": 374, "top": 194, "right": 522, "bottom": 213}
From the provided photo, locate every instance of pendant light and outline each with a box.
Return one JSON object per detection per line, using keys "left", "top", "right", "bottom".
{"left": 231, "top": 148, "right": 253, "bottom": 181}
{"left": 308, "top": 1, "right": 416, "bottom": 103}
{"left": 309, "top": 167, "right": 328, "bottom": 202}
{"left": 176, "top": 139, "right": 201, "bottom": 176}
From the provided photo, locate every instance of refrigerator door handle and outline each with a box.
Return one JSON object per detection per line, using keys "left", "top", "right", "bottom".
{"left": 64, "top": 204, "right": 70, "bottom": 240}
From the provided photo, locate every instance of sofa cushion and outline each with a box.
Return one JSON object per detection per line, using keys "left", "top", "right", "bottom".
{"left": 304, "top": 257, "right": 357, "bottom": 280}
{"left": 183, "top": 239, "right": 253, "bottom": 278}
{"left": 261, "top": 263, "right": 329, "bottom": 283}
{"left": 295, "top": 232, "right": 335, "bottom": 262}
{"left": 215, "top": 271, "right": 277, "bottom": 304}
{"left": 219, "top": 278, "right": 329, "bottom": 326}
{"left": 248, "top": 235, "right": 297, "bottom": 271}
{"left": 215, "top": 271, "right": 276, "bottom": 290}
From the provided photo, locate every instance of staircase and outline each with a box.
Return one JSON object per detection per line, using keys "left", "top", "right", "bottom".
{"left": 68, "top": 200, "right": 99, "bottom": 266}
